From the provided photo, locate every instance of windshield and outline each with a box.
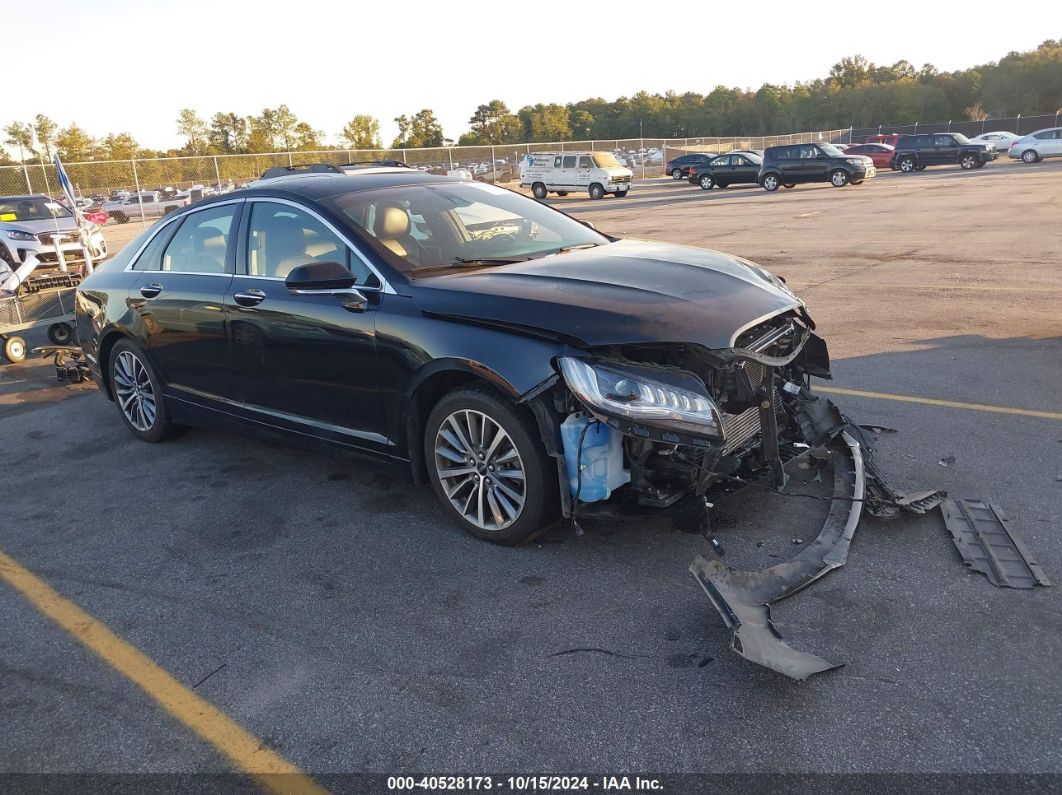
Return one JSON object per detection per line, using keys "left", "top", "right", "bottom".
{"left": 591, "top": 153, "right": 622, "bottom": 168}
{"left": 952, "top": 133, "right": 972, "bottom": 144}
{"left": 819, "top": 144, "right": 846, "bottom": 157}
{"left": 0, "top": 197, "right": 73, "bottom": 223}
{"left": 322, "top": 182, "right": 608, "bottom": 276}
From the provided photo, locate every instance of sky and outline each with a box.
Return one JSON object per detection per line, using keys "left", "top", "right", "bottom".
{"left": 5, "top": 0, "right": 1061, "bottom": 155}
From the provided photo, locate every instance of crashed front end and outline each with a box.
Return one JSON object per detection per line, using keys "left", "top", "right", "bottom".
{"left": 532, "top": 306, "right": 942, "bottom": 680}
{"left": 542, "top": 307, "right": 834, "bottom": 518}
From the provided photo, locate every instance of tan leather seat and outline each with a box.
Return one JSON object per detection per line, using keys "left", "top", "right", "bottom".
{"left": 264, "top": 218, "right": 310, "bottom": 278}
{"left": 373, "top": 206, "right": 417, "bottom": 260}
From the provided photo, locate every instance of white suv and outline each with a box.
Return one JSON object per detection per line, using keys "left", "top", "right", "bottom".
{"left": 0, "top": 194, "right": 107, "bottom": 273}
{"left": 1007, "top": 127, "right": 1062, "bottom": 163}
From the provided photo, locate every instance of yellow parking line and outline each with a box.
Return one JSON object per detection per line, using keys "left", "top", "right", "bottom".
{"left": 816, "top": 386, "right": 1062, "bottom": 420}
{"left": 0, "top": 549, "right": 328, "bottom": 795}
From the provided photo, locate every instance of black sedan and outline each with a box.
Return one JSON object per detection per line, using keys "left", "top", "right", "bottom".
{"left": 75, "top": 169, "right": 838, "bottom": 545}
{"left": 665, "top": 153, "right": 717, "bottom": 179}
{"left": 688, "top": 152, "right": 763, "bottom": 189}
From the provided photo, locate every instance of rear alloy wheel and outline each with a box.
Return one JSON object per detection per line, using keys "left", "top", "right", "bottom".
{"left": 426, "top": 385, "right": 556, "bottom": 544}
{"left": 830, "top": 169, "right": 849, "bottom": 187}
{"left": 588, "top": 183, "right": 605, "bottom": 200}
{"left": 699, "top": 174, "right": 714, "bottom": 190}
{"left": 762, "top": 174, "right": 780, "bottom": 192}
{"left": 531, "top": 182, "right": 547, "bottom": 200}
{"left": 671, "top": 168, "right": 683, "bottom": 180}
{"left": 109, "top": 340, "right": 179, "bottom": 442}
{"left": 1021, "top": 149, "right": 1040, "bottom": 164}
{"left": 960, "top": 154, "right": 978, "bottom": 170}
{"left": 898, "top": 157, "right": 916, "bottom": 173}
{"left": 3, "top": 336, "right": 27, "bottom": 363}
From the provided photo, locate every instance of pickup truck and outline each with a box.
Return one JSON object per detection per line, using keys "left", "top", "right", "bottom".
{"left": 103, "top": 191, "right": 190, "bottom": 223}
{"left": 891, "top": 133, "right": 999, "bottom": 172}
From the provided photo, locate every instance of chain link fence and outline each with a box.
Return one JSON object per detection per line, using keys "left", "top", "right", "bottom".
{"left": 0, "top": 127, "right": 855, "bottom": 230}
{"left": 851, "top": 112, "right": 1062, "bottom": 142}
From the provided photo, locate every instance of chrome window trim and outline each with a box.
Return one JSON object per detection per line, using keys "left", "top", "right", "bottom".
{"left": 243, "top": 197, "right": 395, "bottom": 294}
{"left": 123, "top": 198, "right": 246, "bottom": 274}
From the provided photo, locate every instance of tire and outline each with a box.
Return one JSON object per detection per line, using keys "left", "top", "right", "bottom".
{"left": 425, "top": 384, "right": 557, "bottom": 545}
{"left": 830, "top": 169, "right": 849, "bottom": 187}
{"left": 3, "top": 336, "right": 27, "bottom": 363}
{"left": 699, "top": 174, "right": 714, "bottom": 190}
{"left": 916, "top": 165, "right": 928, "bottom": 171}
{"left": 1021, "top": 149, "right": 1040, "bottom": 164}
{"left": 588, "top": 183, "right": 605, "bottom": 200}
{"left": 716, "top": 180, "right": 729, "bottom": 188}
{"left": 974, "top": 161, "right": 986, "bottom": 168}
{"left": 851, "top": 180, "right": 864, "bottom": 185}
{"left": 0, "top": 244, "right": 15, "bottom": 270}
{"left": 108, "top": 339, "right": 179, "bottom": 443}
{"left": 898, "top": 156, "right": 916, "bottom": 173}
{"left": 762, "top": 174, "right": 780, "bottom": 192}
{"left": 47, "top": 322, "right": 73, "bottom": 345}
{"left": 113, "top": 211, "right": 129, "bottom": 224}
{"left": 960, "top": 154, "right": 978, "bottom": 170}
{"left": 556, "top": 191, "right": 569, "bottom": 196}
{"left": 671, "top": 168, "right": 683, "bottom": 180}
{"left": 615, "top": 189, "right": 629, "bottom": 198}
{"left": 531, "top": 183, "right": 547, "bottom": 200}
{"left": 783, "top": 183, "right": 795, "bottom": 189}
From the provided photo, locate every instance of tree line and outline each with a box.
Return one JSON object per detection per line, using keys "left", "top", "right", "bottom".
{"left": 3, "top": 41, "right": 1059, "bottom": 165}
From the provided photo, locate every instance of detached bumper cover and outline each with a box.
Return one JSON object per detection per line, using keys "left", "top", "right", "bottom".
{"left": 689, "top": 430, "right": 865, "bottom": 680}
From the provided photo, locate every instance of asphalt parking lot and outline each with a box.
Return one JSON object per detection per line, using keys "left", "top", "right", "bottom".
{"left": 2, "top": 160, "right": 1061, "bottom": 788}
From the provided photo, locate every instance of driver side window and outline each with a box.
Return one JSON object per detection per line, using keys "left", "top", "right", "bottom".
{"left": 246, "top": 202, "right": 377, "bottom": 286}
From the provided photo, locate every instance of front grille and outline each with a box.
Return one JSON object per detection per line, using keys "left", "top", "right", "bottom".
{"left": 611, "top": 175, "right": 631, "bottom": 184}
{"left": 37, "top": 231, "right": 79, "bottom": 244}
{"left": 721, "top": 404, "right": 761, "bottom": 455}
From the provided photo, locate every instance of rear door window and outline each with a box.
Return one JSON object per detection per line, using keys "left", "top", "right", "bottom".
{"left": 161, "top": 204, "right": 238, "bottom": 274}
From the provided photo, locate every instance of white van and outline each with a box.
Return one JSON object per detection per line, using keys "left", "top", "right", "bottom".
{"left": 520, "top": 151, "right": 633, "bottom": 199}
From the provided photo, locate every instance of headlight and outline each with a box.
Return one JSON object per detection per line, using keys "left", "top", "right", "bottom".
{"left": 558, "top": 357, "right": 724, "bottom": 439}
{"left": 6, "top": 230, "right": 36, "bottom": 241}
{"left": 846, "top": 158, "right": 866, "bottom": 166}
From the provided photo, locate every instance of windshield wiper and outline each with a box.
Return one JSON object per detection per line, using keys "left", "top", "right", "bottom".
{"left": 452, "top": 256, "right": 532, "bottom": 265}
{"left": 411, "top": 256, "right": 531, "bottom": 277}
{"left": 555, "top": 242, "right": 602, "bottom": 254}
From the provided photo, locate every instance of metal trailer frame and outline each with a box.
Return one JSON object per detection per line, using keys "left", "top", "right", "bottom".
{"left": 0, "top": 275, "right": 81, "bottom": 364}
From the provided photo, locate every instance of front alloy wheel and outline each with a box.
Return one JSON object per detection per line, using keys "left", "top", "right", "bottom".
{"left": 434, "top": 409, "right": 526, "bottom": 533}
{"left": 426, "top": 385, "right": 556, "bottom": 544}
{"left": 831, "top": 169, "right": 849, "bottom": 187}
{"left": 960, "top": 154, "right": 977, "bottom": 170}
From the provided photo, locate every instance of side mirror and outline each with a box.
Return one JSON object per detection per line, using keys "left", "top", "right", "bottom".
{"left": 285, "top": 260, "right": 357, "bottom": 291}
{"left": 285, "top": 261, "right": 367, "bottom": 312}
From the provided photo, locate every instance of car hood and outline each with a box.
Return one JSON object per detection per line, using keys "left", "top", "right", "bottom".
{"left": 410, "top": 239, "right": 803, "bottom": 349}
{"left": 2, "top": 217, "right": 78, "bottom": 234}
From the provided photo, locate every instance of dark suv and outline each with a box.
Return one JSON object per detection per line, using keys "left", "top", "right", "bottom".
{"left": 891, "top": 133, "right": 998, "bottom": 172}
{"left": 666, "top": 153, "right": 716, "bottom": 179}
{"left": 758, "top": 143, "right": 875, "bottom": 191}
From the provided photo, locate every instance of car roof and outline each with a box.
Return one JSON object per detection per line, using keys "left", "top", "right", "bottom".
{"left": 0, "top": 194, "right": 51, "bottom": 202}
{"left": 207, "top": 170, "right": 465, "bottom": 205}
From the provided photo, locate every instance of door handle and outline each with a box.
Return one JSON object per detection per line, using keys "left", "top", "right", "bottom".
{"left": 233, "top": 289, "right": 266, "bottom": 307}
{"left": 139, "top": 283, "right": 162, "bottom": 298}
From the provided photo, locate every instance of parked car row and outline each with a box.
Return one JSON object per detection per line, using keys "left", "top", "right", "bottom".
{"left": 670, "top": 126, "right": 1061, "bottom": 195}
